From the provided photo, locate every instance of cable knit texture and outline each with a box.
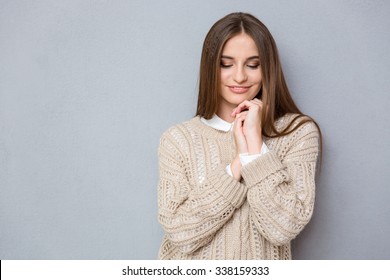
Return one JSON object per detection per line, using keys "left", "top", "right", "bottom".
{"left": 157, "top": 113, "right": 319, "bottom": 259}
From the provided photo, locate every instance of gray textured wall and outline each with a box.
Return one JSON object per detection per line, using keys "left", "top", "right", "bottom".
{"left": 0, "top": 0, "right": 389, "bottom": 259}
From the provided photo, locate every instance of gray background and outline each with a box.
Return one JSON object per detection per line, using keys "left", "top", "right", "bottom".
{"left": 1, "top": 0, "right": 389, "bottom": 259}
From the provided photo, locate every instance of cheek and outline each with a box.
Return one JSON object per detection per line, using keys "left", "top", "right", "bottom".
{"left": 251, "top": 72, "right": 262, "bottom": 91}
{"left": 251, "top": 71, "right": 262, "bottom": 84}
{"left": 220, "top": 70, "right": 230, "bottom": 83}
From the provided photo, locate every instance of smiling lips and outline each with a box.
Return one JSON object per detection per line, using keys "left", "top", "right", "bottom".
{"left": 228, "top": 85, "right": 251, "bottom": 94}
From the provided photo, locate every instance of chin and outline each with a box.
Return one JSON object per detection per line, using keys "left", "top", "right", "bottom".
{"left": 229, "top": 94, "right": 255, "bottom": 104}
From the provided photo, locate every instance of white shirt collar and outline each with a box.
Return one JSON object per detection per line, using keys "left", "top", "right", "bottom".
{"left": 200, "top": 114, "right": 233, "bottom": 132}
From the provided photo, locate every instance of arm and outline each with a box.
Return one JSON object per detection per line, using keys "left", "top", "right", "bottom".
{"left": 157, "top": 128, "right": 247, "bottom": 254}
{"left": 242, "top": 121, "right": 320, "bottom": 245}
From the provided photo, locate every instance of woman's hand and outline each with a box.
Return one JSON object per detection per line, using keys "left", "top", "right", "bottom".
{"left": 233, "top": 110, "right": 249, "bottom": 154}
{"left": 232, "top": 98, "right": 263, "bottom": 154}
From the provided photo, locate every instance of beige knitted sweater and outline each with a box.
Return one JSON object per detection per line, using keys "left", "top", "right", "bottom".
{"left": 157, "top": 113, "right": 319, "bottom": 259}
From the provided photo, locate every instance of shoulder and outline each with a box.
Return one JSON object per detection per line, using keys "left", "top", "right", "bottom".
{"left": 276, "top": 113, "right": 320, "bottom": 138}
{"left": 270, "top": 114, "right": 320, "bottom": 160}
{"left": 160, "top": 117, "right": 200, "bottom": 142}
{"left": 159, "top": 117, "right": 200, "bottom": 154}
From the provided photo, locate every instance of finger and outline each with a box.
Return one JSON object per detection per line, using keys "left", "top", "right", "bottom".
{"left": 237, "top": 101, "right": 262, "bottom": 115}
{"left": 232, "top": 100, "right": 257, "bottom": 117}
{"left": 251, "top": 98, "right": 263, "bottom": 107}
{"left": 236, "top": 100, "right": 253, "bottom": 111}
{"left": 234, "top": 112, "right": 246, "bottom": 128}
{"left": 233, "top": 113, "right": 247, "bottom": 134}
{"left": 252, "top": 98, "right": 262, "bottom": 104}
{"left": 252, "top": 99, "right": 266, "bottom": 117}
{"left": 236, "top": 111, "right": 248, "bottom": 118}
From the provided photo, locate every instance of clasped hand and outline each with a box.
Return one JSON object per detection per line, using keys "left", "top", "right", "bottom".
{"left": 230, "top": 98, "right": 264, "bottom": 180}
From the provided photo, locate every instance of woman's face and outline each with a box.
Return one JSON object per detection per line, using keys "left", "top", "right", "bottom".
{"left": 218, "top": 33, "right": 262, "bottom": 116}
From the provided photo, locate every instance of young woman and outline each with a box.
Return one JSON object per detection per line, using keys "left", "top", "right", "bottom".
{"left": 157, "top": 12, "right": 321, "bottom": 260}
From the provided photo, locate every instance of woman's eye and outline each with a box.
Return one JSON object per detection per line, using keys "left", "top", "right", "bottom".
{"left": 221, "top": 63, "right": 232, "bottom": 68}
{"left": 247, "top": 64, "right": 260, "bottom": 69}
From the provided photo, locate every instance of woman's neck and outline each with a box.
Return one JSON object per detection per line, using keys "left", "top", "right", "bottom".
{"left": 216, "top": 108, "right": 234, "bottom": 123}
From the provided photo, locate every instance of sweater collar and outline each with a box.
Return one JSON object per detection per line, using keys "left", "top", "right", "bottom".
{"left": 200, "top": 114, "right": 233, "bottom": 132}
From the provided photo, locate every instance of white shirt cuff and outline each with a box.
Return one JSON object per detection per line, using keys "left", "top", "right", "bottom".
{"left": 226, "top": 143, "right": 269, "bottom": 177}
{"left": 226, "top": 164, "right": 233, "bottom": 177}
{"left": 239, "top": 142, "right": 269, "bottom": 166}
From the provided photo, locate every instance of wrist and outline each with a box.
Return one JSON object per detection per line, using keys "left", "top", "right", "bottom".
{"left": 246, "top": 136, "right": 263, "bottom": 155}
{"left": 231, "top": 156, "right": 242, "bottom": 181}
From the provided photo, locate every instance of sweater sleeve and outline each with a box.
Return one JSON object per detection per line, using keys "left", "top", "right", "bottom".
{"left": 241, "top": 121, "right": 320, "bottom": 246}
{"left": 157, "top": 128, "right": 247, "bottom": 254}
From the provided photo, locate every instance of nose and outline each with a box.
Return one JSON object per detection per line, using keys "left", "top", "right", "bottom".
{"left": 233, "top": 66, "right": 248, "bottom": 84}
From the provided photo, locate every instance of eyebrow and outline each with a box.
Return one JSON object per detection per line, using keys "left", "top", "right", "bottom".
{"left": 221, "top": 55, "right": 260, "bottom": 60}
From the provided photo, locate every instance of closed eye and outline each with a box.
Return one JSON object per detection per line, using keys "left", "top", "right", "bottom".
{"left": 221, "top": 63, "right": 233, "bottom": 68}
{"left": 247, "top": 64, "right": 260, "bottom": 69}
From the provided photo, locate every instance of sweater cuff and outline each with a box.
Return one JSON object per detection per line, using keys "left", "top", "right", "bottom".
{"left": 211, "top": 166, "right": 247, "bottom": 208}
{"left": 241, "top": 151, "right": 284, "bottom": 188}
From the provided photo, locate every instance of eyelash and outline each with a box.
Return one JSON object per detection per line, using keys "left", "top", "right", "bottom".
{"left": 220, "top": 64, "right": 232, "bottom": 68}
{"left": 220, "top": 64, "right": 260, "bottom": 69}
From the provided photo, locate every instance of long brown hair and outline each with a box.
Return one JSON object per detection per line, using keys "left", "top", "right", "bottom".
{"left": 196, "top": 12, "right": 322, "bottom": 151}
